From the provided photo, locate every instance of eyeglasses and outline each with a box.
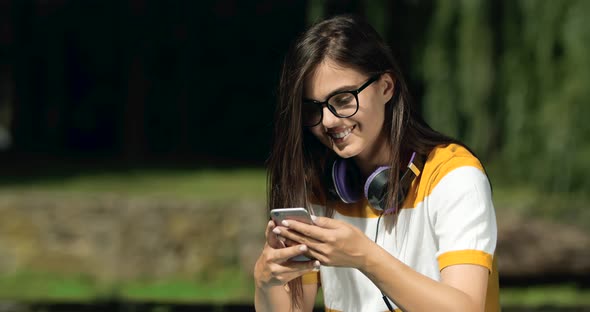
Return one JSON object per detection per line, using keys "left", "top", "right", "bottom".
{"left": 302, "top": 75, "right": 381, "bottom": 127}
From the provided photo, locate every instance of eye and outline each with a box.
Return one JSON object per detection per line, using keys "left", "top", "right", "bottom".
{"left": 330, "top": 93, "right": 354, "bottom": 106}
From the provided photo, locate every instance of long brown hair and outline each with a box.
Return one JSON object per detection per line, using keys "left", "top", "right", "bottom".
{"left": 267, "top": 14, "right": 464, "bottom": 309}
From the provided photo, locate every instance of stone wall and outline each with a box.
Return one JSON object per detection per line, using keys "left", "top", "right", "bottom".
{"left": 0, "top": 191, "right": 588, "bottom": 283}
{"left": 0, "top": 191, "right": 266, "bottom": 282}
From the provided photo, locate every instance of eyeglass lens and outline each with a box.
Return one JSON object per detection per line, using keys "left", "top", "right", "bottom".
{"left": 302, "top": 92, "right": 358, "bottom": 127}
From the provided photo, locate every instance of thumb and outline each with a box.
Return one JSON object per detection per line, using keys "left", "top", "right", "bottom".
{"left": 312, "top": 216, "right": 338, "bottom": 229}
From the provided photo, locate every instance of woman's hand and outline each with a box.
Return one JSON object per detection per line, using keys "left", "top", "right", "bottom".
{"left": 254, "top": 220, "right": 320, "bottom": 289}
{"left": 273, "top": 216, "right": 375, "bottom": 269}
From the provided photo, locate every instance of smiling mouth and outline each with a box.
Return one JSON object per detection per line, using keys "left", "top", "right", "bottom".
{"left": 328, "top": 126, "right": 355, "bottom": 140}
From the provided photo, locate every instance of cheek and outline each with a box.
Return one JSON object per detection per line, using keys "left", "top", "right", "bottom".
{"left": 310, "top": 127, "right": 331, "bottom": 145}
{"left": 310, "top": 127, "right": 324, "bottom": 139}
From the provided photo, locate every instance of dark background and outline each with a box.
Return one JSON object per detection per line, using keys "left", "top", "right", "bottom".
{"left": 1, "top": 1, "right": 308, "bottom": 166}
{"left": 0, "top": 0, "right": 439, "bottom": 168}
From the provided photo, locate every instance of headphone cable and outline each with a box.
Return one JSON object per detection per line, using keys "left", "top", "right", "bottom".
{"left": 375, "top": 212, "right": 395, "bottom": 312}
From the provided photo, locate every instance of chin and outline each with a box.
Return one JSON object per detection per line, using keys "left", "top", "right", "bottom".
{"left": 333, "top": 145, "right": 361, "bottom": 159}
{"left": 320, "top": 135, "right": 362, "bottom": 159}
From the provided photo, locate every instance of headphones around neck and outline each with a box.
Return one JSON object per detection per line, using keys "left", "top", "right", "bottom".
{"left": 326, "top": 152, "right": 425, "bottom": 213}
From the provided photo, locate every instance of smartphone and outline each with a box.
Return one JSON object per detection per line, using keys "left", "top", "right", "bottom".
{"left": 270, "top": 208, "right": 314, "bottom": 261}
{"left": 271, "top": 207, "right": 314, "bottom": 225}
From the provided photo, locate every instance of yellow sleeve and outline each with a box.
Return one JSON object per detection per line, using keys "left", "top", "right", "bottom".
{"left": 301, "top": 271, "right": 320, "bottom": 285}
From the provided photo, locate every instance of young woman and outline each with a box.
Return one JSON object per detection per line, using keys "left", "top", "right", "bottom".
{"left": 254, "top": 14, "right": 498, "bottom": 312}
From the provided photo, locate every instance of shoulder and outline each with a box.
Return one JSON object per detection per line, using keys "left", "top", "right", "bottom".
{"left": 404, "top": 144, "right": 489, "bottom": 208}
{"left": 420, "top": 144, "right": 494, "bottom": 220}
{"left": 427, "top": 143, "right": 484, "bottom": 172}
{"left": 423, "top": 143, "right": 486, "bottom": 191}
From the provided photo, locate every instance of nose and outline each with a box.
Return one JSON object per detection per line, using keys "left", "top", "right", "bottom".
{"left": 321, "top": 106, "right": 340, "bottom": 128}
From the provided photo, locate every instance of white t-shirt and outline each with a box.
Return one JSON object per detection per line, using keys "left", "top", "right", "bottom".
{"left": 302, "top": 144, "right": 499, "bottom": 312}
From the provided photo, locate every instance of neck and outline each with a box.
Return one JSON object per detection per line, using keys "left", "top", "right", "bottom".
{"left": 354, "top": 131, "right": 392, "bottom": 178}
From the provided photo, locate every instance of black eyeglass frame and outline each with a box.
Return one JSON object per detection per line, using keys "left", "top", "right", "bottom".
{"left": 302, "top": 74, "right": 381, "bottom": 127}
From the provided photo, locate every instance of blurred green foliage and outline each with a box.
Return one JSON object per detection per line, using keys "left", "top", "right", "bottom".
{"left": 419, "top": 0, "right": 590, "bottom": 193}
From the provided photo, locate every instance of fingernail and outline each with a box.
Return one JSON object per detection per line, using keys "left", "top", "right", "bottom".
{"left": 314, "top": 260, "right": 321, "bottom": 267}
{"left": 311, "top": 215, "right": 317, "bottom": 222}
{"left": 272, "top": 227, "right": 281, "bottom": 234}
{"left": 282, "top": 220, "right": 290, "bottom": 227}
{"left": 299, "top": 245, "right": 307, "bottom": 251}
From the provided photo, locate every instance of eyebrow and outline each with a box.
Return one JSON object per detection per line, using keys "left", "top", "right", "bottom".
{"left": 304, "top": 83, "right": 360, "bottom": 103}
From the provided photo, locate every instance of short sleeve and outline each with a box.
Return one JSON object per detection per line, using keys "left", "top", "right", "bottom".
{"left": 301, "top": 271, "right": 320, "bottom": 285}
{"left": 428, "top": 166, "right": 497, "bottom": 272}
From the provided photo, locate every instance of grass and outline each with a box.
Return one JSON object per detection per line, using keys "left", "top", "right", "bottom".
{"left": 0, "top": 268, "right": 254, "bottom": 304}
{"left": 0, "top": 168, "right": 267, "bottom": 202}
{"left": 120, "top": 268, "right": 253, "bottom": 304}
{"left": 500, "top": 284, "right": 590, "bottom": 307}
{"left": 0, "top": 271, "right": 110, "bottom": 301}
{"left": 1, "top": 270, "right": 589, "bottom": 307}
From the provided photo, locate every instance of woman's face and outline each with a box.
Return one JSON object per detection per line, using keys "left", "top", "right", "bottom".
{"left": 304, "top": 60, "right": 394, "bottom": 161}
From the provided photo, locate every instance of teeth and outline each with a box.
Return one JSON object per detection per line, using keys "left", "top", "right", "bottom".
{"left": 331, "top": 127, "right": 352, "bottom": 139}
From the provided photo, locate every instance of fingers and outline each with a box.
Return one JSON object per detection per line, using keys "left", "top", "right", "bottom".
{"left": 259, "top": 221, "right": 324, "bottom": 288}
{"left": 311, "top": 216, "right": 339, "bottom": 229}
{"left": 301, "top": 247, "right": 329, "bottom": 266}
{"left": 276, "top": 219, "right": 328, "bottom": 243}
{"left": 267, "top": 244, "right": 320, "bottom": 277}
{"left": 282, "top": 237, "right": 298, "bottom": 247}
{"left": 256, "top": 243, "right": 320, "bottom": 288}
{"left": 264, "top": 220, "right": 274, "bottom": 238}
{"left": 265, "top": 220, "right": 284, "bottom": 249}
{"left": 275, "top": 258, "right": 321, "bottom": 273}
{"left": 275, "top": 244, "right": 312, "bottom": 263}
{"left": 265, "top": 259, "right": 321, "bottom": 287}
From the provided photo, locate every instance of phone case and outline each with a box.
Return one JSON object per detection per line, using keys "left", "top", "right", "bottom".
{"left": 270, "top": 208, "right": 314, "bottom": 262}
{"left": 270, "top": 207, "right": 313, "bottom": 225}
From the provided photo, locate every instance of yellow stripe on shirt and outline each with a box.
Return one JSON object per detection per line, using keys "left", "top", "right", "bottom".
{"left": 437, "top": 249, "right": 493, "bottom": 272}
{"left": 302, "top": 271, "right": 320, "bottom": 285}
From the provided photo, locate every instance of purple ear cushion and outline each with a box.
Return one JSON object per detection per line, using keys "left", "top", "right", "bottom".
{"left": 332, "top": 158, "right": 361, "bottom": 203}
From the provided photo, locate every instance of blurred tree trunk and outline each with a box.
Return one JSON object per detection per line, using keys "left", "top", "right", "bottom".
{"left": 10, "top": 0, "right": 67, "bottom": 155}
{"left": 121, "top": 0, "right": 148, "bottom": 161}
{"left": 0, "top": 0, "right": 14, "bottom": 152}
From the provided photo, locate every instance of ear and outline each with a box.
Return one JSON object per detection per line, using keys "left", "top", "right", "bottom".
{"left": 380, "top": 73, "right": 396, "bottom": 104}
